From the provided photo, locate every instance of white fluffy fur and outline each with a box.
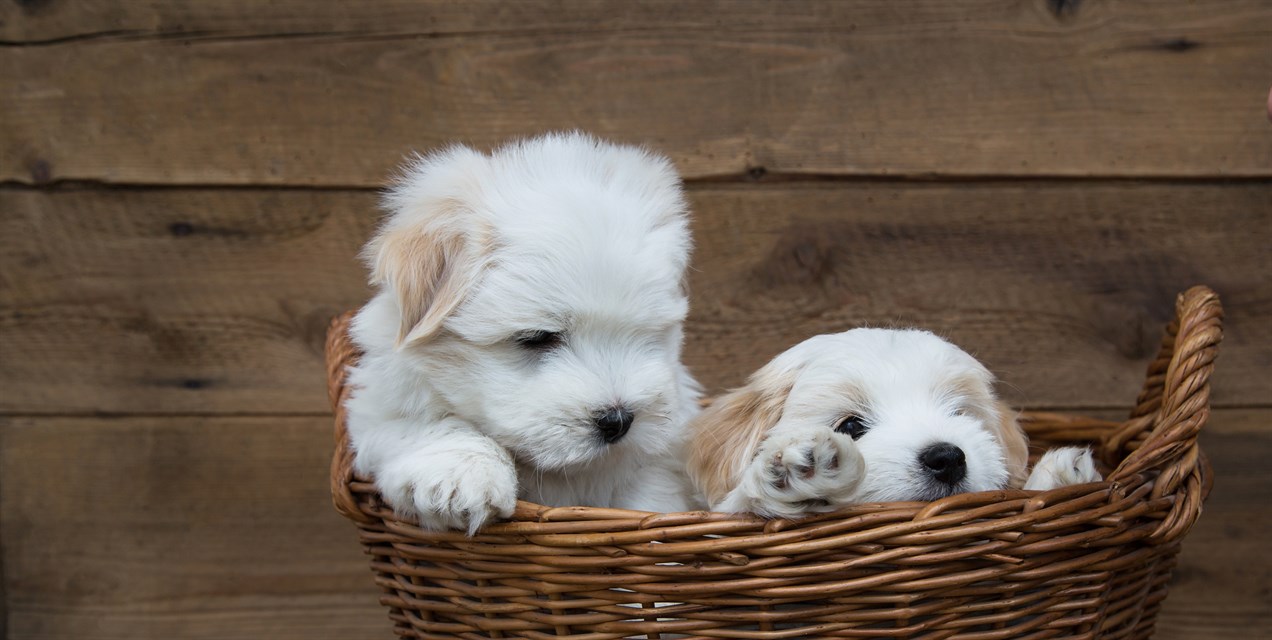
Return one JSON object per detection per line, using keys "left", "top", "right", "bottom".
{"left": 689, "top": 329, "right": 1102, "bottom": 518}
{"left": 1024, "top": 447, "right": 1102, "bottom": 491}
{"left": 345, "top": 132, "right": 701, "bottom": 533}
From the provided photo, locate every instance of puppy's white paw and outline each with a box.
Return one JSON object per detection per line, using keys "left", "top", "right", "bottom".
{"left": 377, "top": 449, "right": 518, "bottom": 535}
{"left": 722, "top": 425, "right": 865, "bottom": 518}
{"left": 1023, "top": 447, "right": 1102, "bottom": 491}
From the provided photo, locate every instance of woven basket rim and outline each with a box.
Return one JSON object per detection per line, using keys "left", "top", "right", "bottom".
{"left": 327, "top": 286, "right": 1222, "bottom": 543}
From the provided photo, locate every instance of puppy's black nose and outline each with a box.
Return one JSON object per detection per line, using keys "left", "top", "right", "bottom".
{"left": 594, "top": 407, "right": 634, "bottom": 443}
{"left": 920, "top": 443, "right": 967, "bottom": 485}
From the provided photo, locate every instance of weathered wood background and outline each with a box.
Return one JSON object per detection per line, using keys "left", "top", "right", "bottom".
{"left": 2, "top": 1, "right": 1270, "bottom": 638}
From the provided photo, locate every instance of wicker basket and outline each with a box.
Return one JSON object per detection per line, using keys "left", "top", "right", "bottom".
{"left": 327, "top": 286, "right": 1222, "bottom": 640}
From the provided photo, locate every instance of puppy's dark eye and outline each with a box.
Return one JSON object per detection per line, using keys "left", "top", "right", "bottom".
{"left": 514, "top": 330, "right": 563, "bottom": 351}
{"left": 835, "top": 415, "right": 869, "bottom": 440}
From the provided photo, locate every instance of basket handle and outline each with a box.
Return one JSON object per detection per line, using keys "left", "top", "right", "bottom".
{"left": 1103, "top": 286, "right": 1222, "bottom": 542}
{"left": 326, "top": 311, "right": 376, "bottom": 524}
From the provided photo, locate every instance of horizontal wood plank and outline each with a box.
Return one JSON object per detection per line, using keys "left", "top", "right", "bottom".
{"left": 0, "top": 0, "right": 927, "bottom": 42}
{"left": 2, "top": 182, "right": 1269, "bottom": 414}
{"left": 0, "top": 415, "right": 393, "bottom": 640}
{"left": 3, "top": 3, "right": 1271, "bottom": 184}
{"left": 0, "top": 188, "right": 373, "bottom": 413}
{"left": 3, "top": 1, "right": 1271, "bottom": 45}
{"left": 1147, "top": 409, "right": 1272, "bottom": 640}
{"left": 688, "top": 182, "right": 1272, "bottom": 410}
{"left": 1, "top": 410, "right": 1267, "bottom": 639}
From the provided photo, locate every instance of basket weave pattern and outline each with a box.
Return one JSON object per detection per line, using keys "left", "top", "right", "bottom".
{"left": 327, "top": 286, "right": 1221, "bottom": 639}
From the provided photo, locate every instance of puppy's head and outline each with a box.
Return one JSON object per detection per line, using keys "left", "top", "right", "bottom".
{"left": 689, "top": 329, "right": 1028, "bottom": 507}
{"left": 366, "top": 132, "right": 694, "bottom": 470}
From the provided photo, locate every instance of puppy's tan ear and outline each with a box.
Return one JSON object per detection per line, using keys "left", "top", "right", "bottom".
{"left": 992, "top": 401, "right": 1030, "bottom": 489}
{"left": 366, "top": 211, "right": 484, "bottom": 347}
{"left": 687, "top": 366, "right": 799, "bottom": 509}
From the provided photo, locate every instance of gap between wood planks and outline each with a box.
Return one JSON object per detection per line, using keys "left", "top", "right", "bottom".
{"left": 0, "top": 24, "right": 876, "bottom": 48}
{"left": 4, "top": 406, "right": 1271, "bottom": 420}
{"left": 2, "top": 1, "right": 1263, "bottom": 47}
{"left": 5, "top": 173, "right": 1272, "bottom": 192}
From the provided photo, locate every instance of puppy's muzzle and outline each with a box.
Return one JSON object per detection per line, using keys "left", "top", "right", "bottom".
{"left": 920, "top": 443, "right": 967, "bottom": 485}
{"left": 594, "top": 407, "right": 635, "bottom": 444}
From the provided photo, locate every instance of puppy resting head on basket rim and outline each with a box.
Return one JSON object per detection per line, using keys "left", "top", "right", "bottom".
{"left": 688, "top": 329, "right": 1102, "bottom": 519}
{"left": 343, "top": 132, "right": 702, "bottom": 534}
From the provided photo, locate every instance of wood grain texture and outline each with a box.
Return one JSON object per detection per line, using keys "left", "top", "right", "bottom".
{"left": 0, "top": 0, "right": 914, "bottom": 41}
{"left": 0, "top": 187, "right": 373, "bottom": 414}
{"left": 7, "top": 1, "right": 1266, "bottom": 44}
{"left": 3, "top": 4, "right": 1269, "bottom": 639}
{"left": 1155, "top": 409, "right": 1272, "bottom": 640}
{"left": 2, "top": 182, "right": 1269, "bottom": 414}
{"left": 0, "top": 415, "right": 393, "bottom": 640}
{"left": 3, "top": 2, "right": 1271, "bottom": 185}
{"left": 1, "top": 410, "right": 1266, "bottom": 639}
{"left": 685, "top": 183, "right": 1272, "bottom": 409}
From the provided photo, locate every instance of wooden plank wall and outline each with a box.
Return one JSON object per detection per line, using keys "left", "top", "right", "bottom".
{"left": 2, "top": 2, "right": 1270, "bottom": 638}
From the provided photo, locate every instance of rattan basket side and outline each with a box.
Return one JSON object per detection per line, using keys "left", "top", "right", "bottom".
{"left": 327, "top": 286, "right": 1221, "bottom": 640}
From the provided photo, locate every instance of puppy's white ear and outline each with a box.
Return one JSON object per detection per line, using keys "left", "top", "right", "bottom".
{"left": 991, "top": 401, "right": 1030, "bottom": 489}
{"left": 366, "top": 148, "right": 492, "bottom": 347}
{"left": 688, "top": 362, "right": 802, "bottom": 509}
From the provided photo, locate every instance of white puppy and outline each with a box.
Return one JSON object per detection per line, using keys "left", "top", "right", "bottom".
{"left": 344, "top": 133, "right": 701, "bottom": 533}
{"left": 687, "top": 329, "right": 1101, "bottom": 518}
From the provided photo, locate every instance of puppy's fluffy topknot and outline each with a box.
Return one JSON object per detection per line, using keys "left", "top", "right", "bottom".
{"left": 379, "top": 131, "right": 688, "bottom": 244}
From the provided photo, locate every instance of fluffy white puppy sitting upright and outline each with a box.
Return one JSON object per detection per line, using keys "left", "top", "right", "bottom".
{"left": 688, "top": 329, "right": 1101, "bottom": 518}
{"left": 345, "top": 133, "right": 701, "bottom": 533}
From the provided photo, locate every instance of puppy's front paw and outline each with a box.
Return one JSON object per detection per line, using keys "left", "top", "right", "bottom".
{"left": 723, "top": 425, "right": 865, "bottom": 518}
{"left": 1023, "top": 447, "right": 1102, "bottom": 491}
{"left": 378, "top": 450, "right": 518, "bottom": 534}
